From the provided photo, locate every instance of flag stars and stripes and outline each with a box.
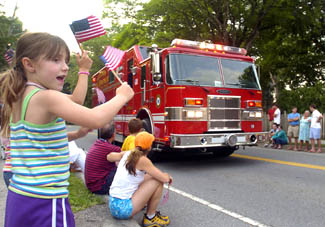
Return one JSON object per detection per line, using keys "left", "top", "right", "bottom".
{"left": 100, "top": 46, "right": 125, "bottom": 70}
{"left": 70, "top": 15, "right": 106, "bottom": 43}
{"left": 4, "top": 48, "right": 15, "bottom": 65}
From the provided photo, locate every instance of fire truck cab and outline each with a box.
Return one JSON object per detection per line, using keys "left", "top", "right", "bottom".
{"left": 92, "top": 39, "right": 266, "bottom": 157}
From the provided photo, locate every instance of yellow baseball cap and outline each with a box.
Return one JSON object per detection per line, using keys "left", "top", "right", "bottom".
{"left": 135, "top": 131, "right": 155, "bottom": 150}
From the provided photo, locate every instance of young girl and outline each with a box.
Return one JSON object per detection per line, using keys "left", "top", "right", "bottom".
{"left": 107, "top": 131, "right": 172, "bottom": 227}
{"left": 0, "top": 32, "right": 134, "bottom": 227}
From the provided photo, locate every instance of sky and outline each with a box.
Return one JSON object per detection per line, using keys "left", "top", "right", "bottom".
{"left": 2, "top": 0, "right": 106, "bottom": 52}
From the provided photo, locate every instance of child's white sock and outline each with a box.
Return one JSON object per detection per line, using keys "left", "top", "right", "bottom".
{"left": 147, "top": 213, "right": 155, "bottom": 219}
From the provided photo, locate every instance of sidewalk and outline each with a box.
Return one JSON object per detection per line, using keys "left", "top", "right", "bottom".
{"left": 74, "top": 172, "right": 140, "bottom": 227}
{"left": 0, "top": 160, "right": 139, "bottom": 227}
{"left": 257, "top": 140, "right": 325, "bottom": 153}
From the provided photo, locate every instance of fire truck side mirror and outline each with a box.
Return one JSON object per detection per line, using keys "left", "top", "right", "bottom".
{"left": 150, "top": 44, "right": 161, "bottom": 82}
{"left": 153, "top": 73, "right": 162, "bottom": 82}
{"left": 131, "top": 67, "right": 138, "bottom": 76}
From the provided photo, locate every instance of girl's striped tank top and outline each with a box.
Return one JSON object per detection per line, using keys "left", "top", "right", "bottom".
{"left": 9, "top": 88, "right": 70, "bottom": 199}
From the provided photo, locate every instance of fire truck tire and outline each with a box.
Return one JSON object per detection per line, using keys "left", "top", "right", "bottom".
{"left": 211, "top": 147, "right": 237, "bottom": 157}
{"left": 142, "top": 118, "right": 152, "bottom": 134}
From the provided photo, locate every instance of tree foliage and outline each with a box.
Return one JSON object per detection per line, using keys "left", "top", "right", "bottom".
{"left": 277, "top": 82, "right": 325, "bottom": 113}
{"left": 256, "top": 0, "right": 325, "bottom": 109}
{"left": 0, "top": 5, "right": 24, "bottom": 71}
{"left": 102, "top": 0, "right": 325, "bottom": 112}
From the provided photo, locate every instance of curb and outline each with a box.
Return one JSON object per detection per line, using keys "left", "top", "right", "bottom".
{"left": 74, "top": 172, "right": 140, "bottom": 227}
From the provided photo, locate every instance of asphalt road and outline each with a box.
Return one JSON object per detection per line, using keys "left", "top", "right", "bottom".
{"left": 2, "top": 125, "right": 325, "bottom": 227}
{"left": 68, "top": 126, "right": 325, "bottom": 227}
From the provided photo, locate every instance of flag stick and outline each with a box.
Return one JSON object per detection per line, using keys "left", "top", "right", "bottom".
{"left": 92, "top": 66, "right": 106, "bottom": 77}
{"left": 111, "top": 69, "right": 123, "bottom": 84}
{"left": 78, "top": 42, "right": 84, "bottom": 53}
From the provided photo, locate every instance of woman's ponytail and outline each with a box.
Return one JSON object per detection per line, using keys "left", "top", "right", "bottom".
{"left": 125, "top": 147, "right": 146, "bottom": 176}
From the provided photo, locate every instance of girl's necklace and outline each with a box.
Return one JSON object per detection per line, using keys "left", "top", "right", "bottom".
{"left": 25, "top": 82, "right": 47, "bottom": 90}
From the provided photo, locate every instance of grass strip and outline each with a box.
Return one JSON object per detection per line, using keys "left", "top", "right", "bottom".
{"left": 68, "top": 172, "right": 105, "bottom": 213}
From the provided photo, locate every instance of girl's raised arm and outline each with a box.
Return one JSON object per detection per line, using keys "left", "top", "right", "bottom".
{"left": 67, "top": 51, "right": 93, "bottom": 105}
{"left": 44, "top": 82, "right": 134, "bottom": 129}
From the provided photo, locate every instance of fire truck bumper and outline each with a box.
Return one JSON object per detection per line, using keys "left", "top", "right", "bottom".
{"left": 169, "top": 132, "right": 268, "bottom": 149}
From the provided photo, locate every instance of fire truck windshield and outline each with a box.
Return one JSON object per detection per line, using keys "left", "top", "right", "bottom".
{"left": 221, "top": 59, "right": 260, "bottom": 89}
{"left": 166, "top": 54, "right": 260, "bottom": 90}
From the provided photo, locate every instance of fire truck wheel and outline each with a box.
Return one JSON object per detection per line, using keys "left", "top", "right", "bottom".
{"left": 142, "top": 118, "right": 152, "bottom": 134}
{"left": 211, "top": 147, "right": 237, "bottom": 158}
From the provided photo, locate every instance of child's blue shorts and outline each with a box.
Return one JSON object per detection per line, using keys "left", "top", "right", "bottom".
{"left": 109, "top": 196, "right": 133, "bottom": 219}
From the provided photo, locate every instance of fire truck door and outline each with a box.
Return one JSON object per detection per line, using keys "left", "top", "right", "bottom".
{"left": 147, "top": 63, "right": 165, "bottom": 140}
{"left": 140, "top": 65, "right": 148, "bottom": 106}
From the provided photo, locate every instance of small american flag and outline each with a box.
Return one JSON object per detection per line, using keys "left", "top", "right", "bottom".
{"left": 70, "top": 15, "right": 106, "bottom": 43}
{"left": 4, "top": 48, "right": 14, "bottom": 65}
{"left": 100, "top": 46, "right": 125, "bottom": 70}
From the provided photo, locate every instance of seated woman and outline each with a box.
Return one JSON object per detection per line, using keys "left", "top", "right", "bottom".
{"left": 107, "top": 131, "right": 172, "bottom": 227}
{"left": 264, "top": 123, "right": 279, "bottom": 147}
{"left": 272, "top": 125, "right": 288, "bottom": 149}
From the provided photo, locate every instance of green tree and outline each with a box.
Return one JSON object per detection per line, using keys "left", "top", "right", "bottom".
{"left": 102, "top": 0, "right": 325, "bottom": 112}
{"left": 256, "top": 0, "right": 325, "bottom": 110}
{"left": 0, "top": 5, "right": 24, "bottom": 71}
{"left": 103, "top": 0, "right": 281, "bottom": 50}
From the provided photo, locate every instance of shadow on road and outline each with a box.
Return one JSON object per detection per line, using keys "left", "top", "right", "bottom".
{"left": 154, "top": 150, "right": 262, "bottom": 170}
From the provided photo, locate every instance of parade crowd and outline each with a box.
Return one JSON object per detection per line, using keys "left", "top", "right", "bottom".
{"left": 266, "top": 103, "right": 323, "bottom": 153}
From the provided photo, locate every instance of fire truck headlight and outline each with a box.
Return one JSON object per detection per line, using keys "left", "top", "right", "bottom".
{"left": 248, "top": 111, "right": 262, "bottom": 118}
{"left": 195, "top": 111, "right": 203, "bottom": 118}
{"left": 186, "top": 110, "right": 203, "bottom": 119}
{"left": 255, "top": 111, "right": 262, "bottom": 118}
{"left": 186, "top": 110, "right": 195, "bottom": 118}
{"left": 249, "top": 112, "right": 256, "bottom": 118}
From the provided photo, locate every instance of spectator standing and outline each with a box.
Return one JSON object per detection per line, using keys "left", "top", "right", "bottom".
{"left": 272, "top": 125, "right": 288, "bottom": 149}
{"left": 268, "top": 104, "right": 276, "bottom": 130}
{"left": 85, "top": 124, "right": 121, "bottom": 195}
{"left": 121, "top": 118, "right": 143, "bottom": 151}
{"left": 309, "top": 104, "right": 323, "bottom": 153}
{"left": 287, "top": 107, "right": 300, "bottom": 151}
{"left": 273, "top": 103, "right": 281, "bottom": 126}
{"left": 298, "top": 110, "right": 312, "bottom": 151}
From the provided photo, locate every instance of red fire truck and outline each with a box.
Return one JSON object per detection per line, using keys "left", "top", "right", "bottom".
{"left": 92, "top": 39, "right": 266, "bottom": 157}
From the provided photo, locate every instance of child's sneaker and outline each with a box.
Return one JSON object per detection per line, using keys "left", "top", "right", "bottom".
{"left": 143, "top": 212, "right": 169, "bottom": 227}
{"left": 155, "top": 211, "right": 170, "bottom": 224}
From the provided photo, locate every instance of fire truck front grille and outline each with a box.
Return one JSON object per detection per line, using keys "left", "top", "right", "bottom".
{"left": 210, "top": 121, "right": 240, "bottom": 129}
{"left": 209, "top": 109, "right": 240, "bottom": 120}
{"left": 208, "top": 96, "right": 241, "bottom": 131}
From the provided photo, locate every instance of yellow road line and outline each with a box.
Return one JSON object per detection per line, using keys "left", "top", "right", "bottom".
{"left": 232, "top": 154, "right": 325, "bottom": 171}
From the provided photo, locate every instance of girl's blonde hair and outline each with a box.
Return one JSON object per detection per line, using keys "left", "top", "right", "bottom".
{"left": 0, "top": 32, "right": 70, "bottom": 137}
